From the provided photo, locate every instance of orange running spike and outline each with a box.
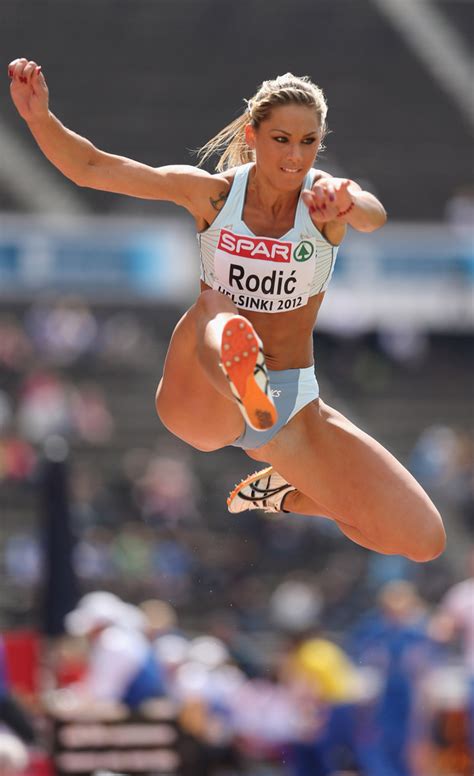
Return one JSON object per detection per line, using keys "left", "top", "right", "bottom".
{"left": 220, "top": 316, "right": 277, "bottom": 432}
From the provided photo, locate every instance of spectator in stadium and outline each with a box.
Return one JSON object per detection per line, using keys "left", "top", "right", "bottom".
{"left": 69, "top": 381, "right": 114, "bottom": 445}
{"left": 430, "top": 548, "right": 474, "bottom": 757}
{"left": 207, "top": 609, "right": 268, "bottom": 679}
{"left": 135, "top": 453, "right": 200, "bottom": 525}
{"left": 139, "top": 599, "right": 180, "bottom": 645}
{"left": 0, "top": 314, "right": 32, "bottom": 373}
{"left": 0, "top": 433, "right": 36, "bottom": 485}
{"left": 0, "top": 732, "right": 28, "bottom": 775}
{"left": 49, "top": 592, "right": 166, "bottom": 712}
{"left": 8, "top": 59, "right": 446, "bottom": 562}
{"left": 169, "top": 635, "right": 246, "bottom": 776}
{"left": 279, "top": 623, "right": 394, "bottom": 776}
{"left": 348, "top": 580, "right": 436, "bottom": 776}
{"left": 24, "top": 296, "right": 98, "bottom": 366}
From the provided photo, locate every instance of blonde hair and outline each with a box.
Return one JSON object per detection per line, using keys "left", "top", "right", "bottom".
{"left": 198, "top": 73, "right": 328, "bottom": 172}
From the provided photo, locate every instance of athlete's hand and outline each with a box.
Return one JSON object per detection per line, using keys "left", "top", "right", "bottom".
{"left": 302, "top": 178, "right": 355, "bottom": 223}
{"left": 8, "top": 58, "right": 49, "bottom": 124}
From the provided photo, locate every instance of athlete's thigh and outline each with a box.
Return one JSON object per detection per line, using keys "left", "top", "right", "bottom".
{"left": 156, "top": 305, "right": 244, "bottom": 451}
{"left": 251, "top": 399, "right": 443, "bottom": 544}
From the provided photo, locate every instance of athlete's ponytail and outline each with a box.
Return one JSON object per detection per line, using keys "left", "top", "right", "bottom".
{"left": 197, "top": 111, "right": 253, "bottom": 172}
{"left": 197, "top": 73, "right": 328, "bottom": 172}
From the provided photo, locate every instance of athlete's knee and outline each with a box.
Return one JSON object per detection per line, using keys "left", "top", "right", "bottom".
{"left": 155, "top": 384, "right": 224, "bottom": 453}
{"left": 406, "top": 507, "right": 446, "bottom": 562}
{"left": 195, "top": 288, "right": 237, "bottom": 319}
{"left": 193, "top": 293, "right": 241, "bottom": 382}
{"left": 195, "top": 288, "right": 221, "bottom": 308}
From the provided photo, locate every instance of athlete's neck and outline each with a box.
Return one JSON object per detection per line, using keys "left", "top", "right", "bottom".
{"left": 247, "top": 165, "right": 300, "bottom": 221}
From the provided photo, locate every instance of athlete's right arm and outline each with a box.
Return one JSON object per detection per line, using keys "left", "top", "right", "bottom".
{"left": 8, "top": 58, "right": 222, "bottom": 216}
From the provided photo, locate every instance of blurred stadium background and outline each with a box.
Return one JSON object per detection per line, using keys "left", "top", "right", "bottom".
{"left": 0, "top": 1, "right": 473, "bottom": 775}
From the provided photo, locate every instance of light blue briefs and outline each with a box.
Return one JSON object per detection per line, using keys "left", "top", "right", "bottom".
{"left": 231, "top": 365, "right": 319, "bottom": 450}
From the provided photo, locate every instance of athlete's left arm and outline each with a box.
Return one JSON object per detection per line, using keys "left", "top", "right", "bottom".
{"left": 302, "top": 172, "right": 387, "bottom": 233}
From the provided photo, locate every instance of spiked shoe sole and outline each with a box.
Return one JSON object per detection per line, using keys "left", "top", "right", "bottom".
{"left": 220, "top": 317, "right": 277, "bottom": 432}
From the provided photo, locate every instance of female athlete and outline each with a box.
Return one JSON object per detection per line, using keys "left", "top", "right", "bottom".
{"left": 8, "top": 58, "right": 446, "bottom": 561}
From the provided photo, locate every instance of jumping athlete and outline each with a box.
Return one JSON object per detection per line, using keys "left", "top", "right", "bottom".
{"left": 8, "top": 58, "right": 446, "bottom": 561}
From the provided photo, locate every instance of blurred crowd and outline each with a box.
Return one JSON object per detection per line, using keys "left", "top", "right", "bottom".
{"left": 0, "top": 570, "right": 472, "bottom": 776}
{"left": 0, "top": 296, "right": 161, "bottom": 469}
{"left": 0, "top": 297, "right": 473, "bottom": 775}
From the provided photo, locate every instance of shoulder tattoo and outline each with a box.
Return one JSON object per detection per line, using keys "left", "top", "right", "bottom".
{"left": 210, "top": 190, "right": 228, "bottom": 212}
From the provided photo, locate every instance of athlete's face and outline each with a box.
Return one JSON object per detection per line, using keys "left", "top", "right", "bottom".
{"left": 246, "top": 104, "right": 321, "bottom": 189}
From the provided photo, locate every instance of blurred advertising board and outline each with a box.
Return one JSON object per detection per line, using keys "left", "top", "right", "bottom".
{"left": 320, "top": 222, "right": 473, "bottom": 332}
{"left": 49, "top": 698, "right": 181, "bottom": 776}
{"left": 0, "top": 214, "right": 198, "bottom": 302}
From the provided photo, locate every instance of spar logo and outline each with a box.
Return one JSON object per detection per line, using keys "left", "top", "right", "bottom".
{"left": 293, "top": 241, "right": 314, "bottom": 262}
{"left": 217, "top": 229, "right": 292, "bottom": 263}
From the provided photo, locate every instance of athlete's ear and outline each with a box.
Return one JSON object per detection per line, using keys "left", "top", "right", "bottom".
{"left": 244, "top": 123, "right": 256, "bottom": 150}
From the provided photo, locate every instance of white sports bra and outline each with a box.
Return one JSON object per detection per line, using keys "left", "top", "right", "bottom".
{"left": 198, "top": 163, "right": 338, "bottom": 314}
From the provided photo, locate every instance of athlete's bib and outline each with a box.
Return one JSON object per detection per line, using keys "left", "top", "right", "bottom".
{"left": 212, "top": 229, "right": 317, "bottom": 313}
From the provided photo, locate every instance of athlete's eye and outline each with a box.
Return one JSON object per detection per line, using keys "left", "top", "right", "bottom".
{"left": 272, "top": 136, "right": 316, "bottom": 145}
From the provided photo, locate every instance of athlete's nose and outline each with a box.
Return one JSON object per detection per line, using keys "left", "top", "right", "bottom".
{"left": 285, "top": 144, "right": 303, "bottom": 167}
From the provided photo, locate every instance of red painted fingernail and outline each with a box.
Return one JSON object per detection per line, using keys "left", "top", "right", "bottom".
{"left": 309, "top": 206, "right": 316, "bottom": 214}
{"left": 20, "top": 76, "right": 26, "bottom": 83}
{"left": 8, "top": 69, "right": 13, "bottom": 77}
{"left": 35, "top": 66, "right": 42, "bottom": 74}
{"left": 329, "top": 194, "right": 335, "bottom": 202}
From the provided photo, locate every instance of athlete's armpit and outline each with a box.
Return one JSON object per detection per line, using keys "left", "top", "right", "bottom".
{"left": 210, "top": 190, "right": 228, "bottom": 212}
